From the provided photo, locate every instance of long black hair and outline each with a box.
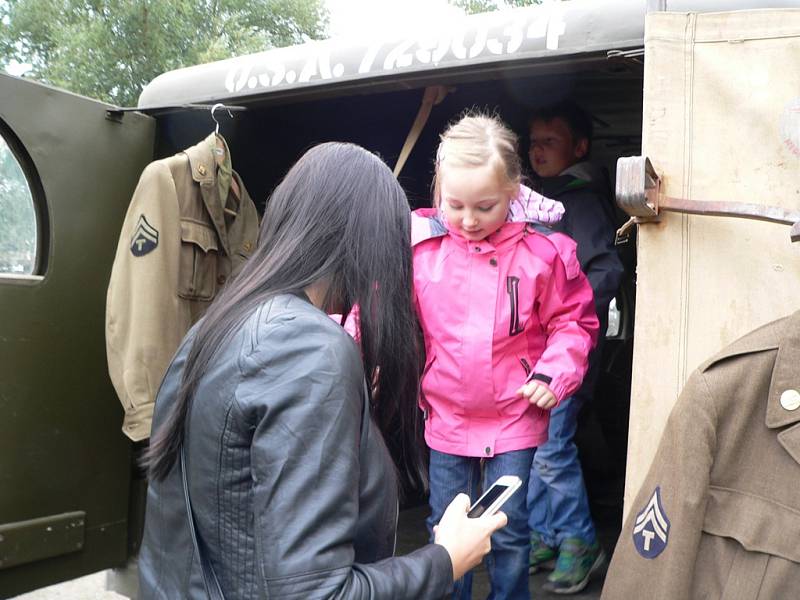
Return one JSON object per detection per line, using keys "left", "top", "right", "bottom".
{"left": 148, "top": 142, "right": 425, "bottom": 491}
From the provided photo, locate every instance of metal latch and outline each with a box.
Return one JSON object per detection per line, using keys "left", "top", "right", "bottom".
{"left": 614, "top": 156, "right": 800, "bottom": 244}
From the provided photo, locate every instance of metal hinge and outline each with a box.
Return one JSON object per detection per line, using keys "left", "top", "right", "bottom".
{"left": 0, "top": 511, "right": 86, "bottom": 569}
{"left": 614, "top": 156, "right": 800, "bottom": 244}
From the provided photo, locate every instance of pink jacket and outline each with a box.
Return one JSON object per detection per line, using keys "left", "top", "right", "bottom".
{"left": 413, "top": 190, "right": 598, "bottom": 458}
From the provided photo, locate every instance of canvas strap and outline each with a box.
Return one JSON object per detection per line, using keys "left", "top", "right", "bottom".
{"left": 393, "top": 85, "right": 450, "bottom": 177}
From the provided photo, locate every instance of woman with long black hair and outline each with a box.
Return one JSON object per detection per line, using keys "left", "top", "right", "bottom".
{"left": 138, "top": 142, "right": 506, "bottom": 599}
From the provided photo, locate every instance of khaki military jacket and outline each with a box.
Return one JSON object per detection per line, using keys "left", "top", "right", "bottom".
{"left": 106, "top": 133, "right": 259, "bottom": 441}
{"left": 602, "top": 311, "right": 800, "bottom": 599}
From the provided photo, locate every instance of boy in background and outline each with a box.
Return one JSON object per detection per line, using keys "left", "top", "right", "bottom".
{"left": 526, "top": 102, "right": 624, "bottom": 594}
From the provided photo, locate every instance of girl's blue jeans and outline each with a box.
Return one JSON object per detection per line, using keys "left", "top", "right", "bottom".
{"left": 426, "top": 448, "right": 534, "bottom": 600}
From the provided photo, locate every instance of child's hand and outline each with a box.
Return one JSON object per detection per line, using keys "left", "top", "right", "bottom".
{"left": 516, "top": 381, "right": 557, "bottom": 409}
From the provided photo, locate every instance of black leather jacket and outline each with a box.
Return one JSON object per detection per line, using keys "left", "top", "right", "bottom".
{"left": 139, "top": 293, "right": 453, "bottom": 598}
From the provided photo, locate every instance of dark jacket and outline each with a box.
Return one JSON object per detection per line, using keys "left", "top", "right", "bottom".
{"left": 602, "top": 311, "right": 800, "bottom": 599}
{"left": 538, "top": 161, "right": 624, "bottom": 330}
{"left": 139, "top": 293, "right": 453, "bottom": 599}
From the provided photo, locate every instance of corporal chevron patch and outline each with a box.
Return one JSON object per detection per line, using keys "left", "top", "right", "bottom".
{"left": 632, "top": 486, "right": 670, "bottom": 559}
{"left": 130, "top": 215, "right": 159, "bottom": 257}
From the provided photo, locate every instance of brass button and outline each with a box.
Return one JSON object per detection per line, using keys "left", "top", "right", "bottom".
{"left": 243, "top": 241, "right": 253, "bottom": 252}
{"left": 489, "top": 258, "right": 497, "bottom": 266}
{"left": 217, "top": 274, "right": 227, "bottom": 286}
{"left": 198, "top": 165, "right": 207, "bottom": 176}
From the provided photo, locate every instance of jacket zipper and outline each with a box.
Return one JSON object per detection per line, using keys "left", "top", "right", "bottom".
{"left": 506, "top": 276, "right": 524, "bottom": 336}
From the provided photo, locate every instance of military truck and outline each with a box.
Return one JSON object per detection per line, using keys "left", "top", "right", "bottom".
{"left": 1, "top": 0, "right": 799, "bottom": 595}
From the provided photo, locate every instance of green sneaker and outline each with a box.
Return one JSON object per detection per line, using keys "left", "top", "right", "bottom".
{"left": 529, "top": 533, "right": 557, "bottom": 574}
{"left": 542, "top": 538, "right": 606, "bottom": 595}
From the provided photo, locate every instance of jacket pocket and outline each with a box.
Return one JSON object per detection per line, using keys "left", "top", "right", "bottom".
{"left": 703, "top": 486, "right": 800, "bottom": 563}
{"left": 519, "top": 357, "right": 532, "bottom": 378}
{"left": 693, "top": 486, "right": 800, "bottom": 599}
{"left": 178, "top": 220, "right": 219, "bottom": 301}
{"left": 419, "top": 350, "right": 437, "bottom": 415}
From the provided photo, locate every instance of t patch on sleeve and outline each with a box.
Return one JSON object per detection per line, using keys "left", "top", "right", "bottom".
{"left": 632, "top": 486, "right": 670, "bottom": 559}
{"left": 130, "top": 215, "right": 159, "bottom": 256}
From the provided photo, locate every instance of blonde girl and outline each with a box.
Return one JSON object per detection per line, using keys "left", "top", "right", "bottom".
{"left": 414, "top": 113, "right": 598, "bottom": 599}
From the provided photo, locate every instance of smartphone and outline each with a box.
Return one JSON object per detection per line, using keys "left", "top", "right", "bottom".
{"left": 467, "top": 475, "right": 523, "bottom": 518}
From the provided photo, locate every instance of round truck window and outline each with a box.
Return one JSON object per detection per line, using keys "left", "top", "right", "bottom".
{"left": 0, "top": 129, "right": 37, "bottom": 275}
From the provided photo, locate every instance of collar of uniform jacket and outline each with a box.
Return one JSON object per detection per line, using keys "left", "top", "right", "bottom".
{"left": 184, "top": 132, "right": 234, "bottom": 255}
{"left": 766, "top": 310, "right": 800, "bottom": 465}
{"left": 701, "top": 310, "right": 800, "bottom": 460}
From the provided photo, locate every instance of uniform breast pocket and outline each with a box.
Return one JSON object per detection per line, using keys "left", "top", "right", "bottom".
{"left": 692, "top": 486, "right": 800, "bottom": 599}
{"left": 178, "top": 220, "right": 219, "bottom": 301}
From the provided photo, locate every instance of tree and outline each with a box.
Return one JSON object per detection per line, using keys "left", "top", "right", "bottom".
{"left": 0, "top": 137, "right": 36, "bottom": 274}
{"left": 0, "top": 0, "right": 328, "bottom": 106}
{"left": 450, "top": 0, "right": 542, "bottom": 15}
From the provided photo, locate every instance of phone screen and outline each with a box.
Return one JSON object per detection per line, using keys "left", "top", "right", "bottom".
{"left": 467, "top": 483, "right": 510, "bottom": 518}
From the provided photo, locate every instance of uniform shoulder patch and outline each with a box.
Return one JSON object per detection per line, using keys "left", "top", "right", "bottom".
{"left": 130, "top": 215, "right": 159, "bottom": 257}
{"left": 632, "top": 486, "right": 670, "bottom": 559}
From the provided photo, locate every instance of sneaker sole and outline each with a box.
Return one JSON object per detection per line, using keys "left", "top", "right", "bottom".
{"left": 546, "top": 549, "right": 606, "bottom": 595}
{"left": 528, "top": 558, "right": 556, "bottom": 574}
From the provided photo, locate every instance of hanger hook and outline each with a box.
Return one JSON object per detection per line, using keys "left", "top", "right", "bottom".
{"left": 210, "top": 103, "right": 234, "bottom": 135}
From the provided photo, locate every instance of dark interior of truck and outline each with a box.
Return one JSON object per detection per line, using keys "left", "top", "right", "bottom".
{"left": 151, "top": 55, "right": 644, "bottom": 561}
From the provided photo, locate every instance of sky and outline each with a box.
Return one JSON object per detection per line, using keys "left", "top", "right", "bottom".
{"left": 3, "top": 0, "right": 485, "bottom": 76}
{"left": 325, "top": 0, "right": 466, "bottom": 40}
{"left": 6, "top": 60, "right": 28, "bottom": 77}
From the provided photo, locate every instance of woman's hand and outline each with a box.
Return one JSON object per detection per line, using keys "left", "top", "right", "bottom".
{"left": 433, "top": 493, "right": 508, "bottom": 581}
{"left": 516, "top": 381, "right": 557, "bottom": 409}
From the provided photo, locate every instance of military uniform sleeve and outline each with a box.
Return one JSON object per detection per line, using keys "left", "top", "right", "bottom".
{"left": 105, "top": 162, "right": 188, "bottom": 442}
{"left": 240, "top": 315, "right": 453, "bottom": 599}
{"left": 601, "top": 371, "right": 717, "bottom": 600}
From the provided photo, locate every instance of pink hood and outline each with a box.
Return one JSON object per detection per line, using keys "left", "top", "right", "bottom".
{"left": 507, "top": 184, "right": 565, "bottom": 224}
{"left": 413, "top": 184, "right": 565, "bottom": 246}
